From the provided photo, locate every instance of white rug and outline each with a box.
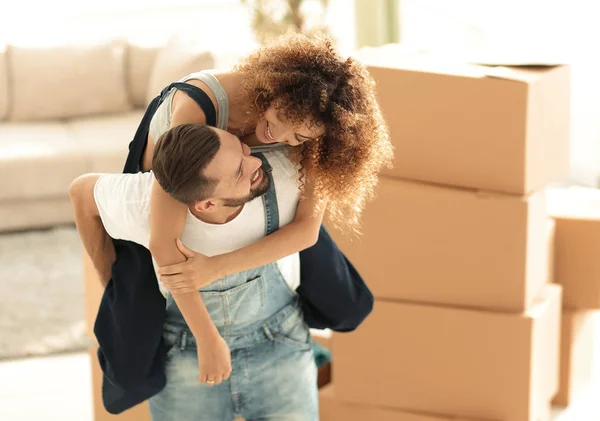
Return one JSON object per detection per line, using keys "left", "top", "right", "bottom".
{"left": 0, "top": 226, "right": 90, "bottom": 360}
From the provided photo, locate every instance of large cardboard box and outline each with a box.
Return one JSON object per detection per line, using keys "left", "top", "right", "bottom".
{"left": 333, "top": 284, "right": 561, "bottom": 421}
{"left": 89, "top": 347, "right": 151, "bottom": 421}
{"left": 83, "top": 249, "right": 104, "bottom": 341}
{"left": 553, "top": 310, "right": 596, "bottom": 406}
{"left": 548, "top": 187, "right": 600, "bottom": 309}
{"left": 320, "top": 385, "right": 551, "bottom": 421}
{"left": 329, "top": 177, "right": 549, "bottom": 311}
{"left": 362, "top": 53, "right": 570, "bottom": 195}
{"left": 546, "top": 219, "right": 556, "bottom": 284}
{"left": 320, "top": 385, "right": 456, "bottom": 421}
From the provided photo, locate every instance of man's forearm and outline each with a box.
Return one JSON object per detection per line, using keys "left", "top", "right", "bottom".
{"left": 69, "top": 175, "right": 115, "bottom": 287}
{"left": 74, "top": 209, "right": 115, "bottom": 287}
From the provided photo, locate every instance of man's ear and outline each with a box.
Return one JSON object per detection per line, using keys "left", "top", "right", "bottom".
{"left": 194, "top": 199, "right": 216, "bottom": 213}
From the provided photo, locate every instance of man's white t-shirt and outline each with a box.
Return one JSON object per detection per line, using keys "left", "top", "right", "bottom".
{"left": 93, "top": 149, "right": 301, "bottom": 295}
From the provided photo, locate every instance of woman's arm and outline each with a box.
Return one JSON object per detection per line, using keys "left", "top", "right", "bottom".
{"left": 148, "top": 95, "right": 232, "bottom": 385}
{"left": 159, "top": 179, "right": 326, "bottom": 292}
{"left": 215, "top": 187, "right": 326, "bottom": 276}
{"left": 148, "top": 181, "right": 189, "bottom": 266}
{"left": 148, "top": 92, "right": 208, "bottom": 265}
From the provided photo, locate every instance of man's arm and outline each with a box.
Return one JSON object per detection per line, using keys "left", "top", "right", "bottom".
{"left": 69, "top": 174, "right": 114, "bottom": 286}
{"left": 69, "top": 172, "right": 232, "bottom": 385}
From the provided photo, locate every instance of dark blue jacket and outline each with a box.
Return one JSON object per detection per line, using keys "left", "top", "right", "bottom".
{"left": 94, "top": 83, "right": 374, "bottom": 414}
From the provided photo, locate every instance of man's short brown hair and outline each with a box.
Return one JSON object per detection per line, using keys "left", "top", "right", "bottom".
{"left": 152, "top": 124, "right": 221, "bottom": 205}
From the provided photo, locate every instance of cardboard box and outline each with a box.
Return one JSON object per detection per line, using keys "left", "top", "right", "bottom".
{"left": 89, "top": 346, "right": 151, "bottom": 421}
{"left": 362, "top": 53, "right": 570, "bottom": 195}
{"left": 320, "top": 385, "right": 550, "bottom": 421}
{"left": 546, "top": 219, "right": 556, "bottom": 284}
{"left": 318, "top": 362, "right": 332, "bottom": 389}
{"left": 548, "top": 187, "right": 600, "bottom": 309}
{"left": 320, "top": 385, "right": 455, "bottom": 421}
{"left": 328, "top": 177, "right": 549, "bottom": 311}
{"left": 333, "top": 284, "right": 561, "bottom": 421}
{"left": 83, "top": 249, "right": 104, "bottom": 342}
{"left": 553, "top": 310, "right": 596, "bottom": 406}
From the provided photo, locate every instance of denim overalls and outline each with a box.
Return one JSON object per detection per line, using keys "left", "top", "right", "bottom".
{"left": 149, "top": 154, "right": 318, "bottom": 421}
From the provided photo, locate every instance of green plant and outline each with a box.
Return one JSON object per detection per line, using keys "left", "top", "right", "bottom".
{"left": 241, "top": 0, "right": 330, "bottom": 44}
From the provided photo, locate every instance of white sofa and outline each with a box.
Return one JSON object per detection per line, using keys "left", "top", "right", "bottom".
{"left": 0, "top": 37, "right": 250, "bottom": 232}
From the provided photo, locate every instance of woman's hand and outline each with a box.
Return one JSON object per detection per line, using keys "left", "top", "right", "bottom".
{"left": 196, "top": 332, "right": 232, "bottom": 386}
{"left": 158, "top": 239, "right": 222, "bottom": 293}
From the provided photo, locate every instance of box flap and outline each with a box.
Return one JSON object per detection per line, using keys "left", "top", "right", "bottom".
{"left": 465, "top": 50, "right": 567, "bottom": 67}
{"left": 464, "top": 47, "right": 568, "bottom": 82}
{"left": 362, "top": 53, "right": 493, "bottom": 79}
{"left": 356, "top": 43, "right": 568, "bottom": 83}
{"left": 426, "top": 49, "right": 567, "bottom": 82}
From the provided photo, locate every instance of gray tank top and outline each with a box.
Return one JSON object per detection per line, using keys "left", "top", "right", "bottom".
{"left": 149, "top": 70, "right": 289, "bottom": 154}
{"left": 149, "top": 71, "right": 230, "bottom": 141}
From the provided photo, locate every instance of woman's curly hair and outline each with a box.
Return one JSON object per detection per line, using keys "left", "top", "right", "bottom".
{"left": 235, "top": 33, "right": 394, "bottom": 234}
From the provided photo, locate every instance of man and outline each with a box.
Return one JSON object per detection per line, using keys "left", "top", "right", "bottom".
{"left": 70, "top": 123, "right": 318, "bottom": 420}
{"left": 71, "top": 80, "right": 372, "bottom": 417}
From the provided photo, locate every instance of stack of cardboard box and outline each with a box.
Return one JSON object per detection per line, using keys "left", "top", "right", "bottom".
{"left": 323, "top": 51, "right": 571, "bottom": 421}
{"left": 547, "top": 187, "right": 600, "bottom": 406}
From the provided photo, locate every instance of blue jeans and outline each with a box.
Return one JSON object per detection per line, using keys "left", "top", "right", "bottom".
{"left": 149, "top": 263, "right": 318, "bottom": 421}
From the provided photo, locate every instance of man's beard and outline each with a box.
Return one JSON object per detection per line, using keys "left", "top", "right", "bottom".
{"left": 221, "top": 172, "right": 271, "bottom": 208}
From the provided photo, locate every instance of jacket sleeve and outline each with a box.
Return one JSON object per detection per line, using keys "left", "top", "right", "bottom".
{"left": 297, "top": 225, "right": 374, "bottom": 332}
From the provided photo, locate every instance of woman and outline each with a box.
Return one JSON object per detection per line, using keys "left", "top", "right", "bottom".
{"left": 93, "top": 32, "right": 392, "bottom": 416}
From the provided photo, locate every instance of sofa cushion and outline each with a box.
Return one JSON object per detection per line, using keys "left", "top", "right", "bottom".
{"left": 145, "top": 35, "right": 215, "bottom": 105}
{"left": 68, "top": 110, "right": 145, "bottom": 173}
{"left": 127, "top": 43, "right": 160, "bottom": 108}
{"left": 9, "top": 40, "right": 132, "bottom": 121}
{"left": 0, "top": 198, "right": 74, "bottom": 232}
{"left": 0, "top": 45, "right": 8, "bottom": 120}
{"left": 0, "top": 122, "right": 88, "bottom": 201}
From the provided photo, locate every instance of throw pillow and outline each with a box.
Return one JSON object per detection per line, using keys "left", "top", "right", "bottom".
{"left": 9, "top": 40, "right": 132, "bottom": 121}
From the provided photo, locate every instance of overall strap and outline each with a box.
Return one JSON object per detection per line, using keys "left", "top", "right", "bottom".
{"left": 252, "top": 152, "right": 280, "bottom": 235}
{"left": 169, "top": 82, "right": 217, "bottom": 127}
{"left": 123, "top": 82, "right": 217, "bottom": 173}
{"left": 123, "top": 93, "right": 163, "bottom": 173}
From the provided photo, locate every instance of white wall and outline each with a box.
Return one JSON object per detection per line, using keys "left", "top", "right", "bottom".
{"left": 0, "top": 0, "right": 357, "bottom": 55}
{"left": 324, "top": 0, "right": 357, "bottom": 56}
{"left": 0, "top": 0, "right": 253, "bottom": 47}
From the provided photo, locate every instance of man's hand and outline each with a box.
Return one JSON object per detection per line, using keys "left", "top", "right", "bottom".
{"left": 197, "top": 333, "right": 232, "bottom": 386}
{"left": 158, "top": 240, "right": 222, "bottom": 293}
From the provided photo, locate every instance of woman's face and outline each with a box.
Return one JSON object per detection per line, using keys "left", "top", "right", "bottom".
{"left": 255, "top": 106, "right": 325, "bottom": 146}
